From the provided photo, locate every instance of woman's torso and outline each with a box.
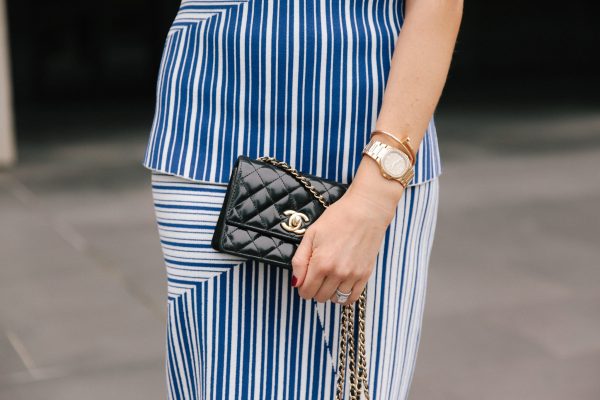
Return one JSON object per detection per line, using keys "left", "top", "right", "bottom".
{"left": 143, "top": 0, "right": 441, "bottom": 185}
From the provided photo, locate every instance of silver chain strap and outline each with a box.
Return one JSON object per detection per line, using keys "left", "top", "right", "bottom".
{"left": 257, "top": 155, "right": 370, "bottom": 400}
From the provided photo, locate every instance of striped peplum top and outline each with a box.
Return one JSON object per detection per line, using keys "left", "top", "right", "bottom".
{"left": 143, "top": 0, "right": 442, "bottom": 186}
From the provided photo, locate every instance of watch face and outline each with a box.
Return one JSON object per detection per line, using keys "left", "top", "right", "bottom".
{"left": 380, "top": 150, "right": 410, "bottom": 178}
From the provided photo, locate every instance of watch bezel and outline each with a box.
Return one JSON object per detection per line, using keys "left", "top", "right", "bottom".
{"left": 379, "top": 148, "right": 411, "bottom": 179}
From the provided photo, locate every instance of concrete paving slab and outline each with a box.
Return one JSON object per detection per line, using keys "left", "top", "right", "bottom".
{"left": 0, "top": 359, "right": 165, "bottom": 400}
{"left": 483, "top": 293, "right": 600, "bottom": 358}
{"left": 411, "top": 311, "right": 600, "bottom": 400}
{"left": 0, "top": 159, "right": 166, "bottom": 399}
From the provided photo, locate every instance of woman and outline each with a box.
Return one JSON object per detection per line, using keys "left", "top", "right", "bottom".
{"left": 144, "top": 0, "right": 462, "bottom": 398}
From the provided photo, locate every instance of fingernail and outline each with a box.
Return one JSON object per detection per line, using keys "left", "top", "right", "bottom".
{"left": 291, "top": 275, "right": 298, "bottom": 287}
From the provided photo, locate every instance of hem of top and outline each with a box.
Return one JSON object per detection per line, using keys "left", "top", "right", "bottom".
{"left": 143, "top": 163, "right": 229, "bottom": 186}
{"left": 142, "top": 162, "right": 442, "bottom": 188}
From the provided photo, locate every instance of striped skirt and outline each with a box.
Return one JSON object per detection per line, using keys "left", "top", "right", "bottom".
{"left": 150, "top": 171, "right": 439, "bottom": 400}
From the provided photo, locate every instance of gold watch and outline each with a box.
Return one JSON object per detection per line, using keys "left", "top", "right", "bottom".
{"left": 362, "top": 138, "right": 415, "bottom": 188}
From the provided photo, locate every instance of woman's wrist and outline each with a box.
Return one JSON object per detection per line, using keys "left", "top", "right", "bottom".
{"left": 348, "top": 154, "right": 407, "bottom": 225}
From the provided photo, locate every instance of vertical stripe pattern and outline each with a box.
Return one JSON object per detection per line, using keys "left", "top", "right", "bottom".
{"left": 151, "top": 171, "right": 440, "bottom": 399}
{"left": 143, "top": 0, "right": 442, "bottom": 186}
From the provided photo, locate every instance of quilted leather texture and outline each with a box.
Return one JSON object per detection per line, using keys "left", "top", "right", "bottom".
{"left": 211, "top": 155, "right": 348, "bottom": 269}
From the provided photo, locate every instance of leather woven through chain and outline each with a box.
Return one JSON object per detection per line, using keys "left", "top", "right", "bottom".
{"left": 258, "top": 156, "right": 370, "bottom": 400}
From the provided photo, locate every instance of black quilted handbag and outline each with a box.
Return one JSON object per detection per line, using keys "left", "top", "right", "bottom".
{"left": 211, "top": 154, "right": 371, "bottom": 400}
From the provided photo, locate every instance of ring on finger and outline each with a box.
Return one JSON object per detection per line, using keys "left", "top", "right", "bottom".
{"left": 335, "top": 288, "right": 352, "bottom": 303}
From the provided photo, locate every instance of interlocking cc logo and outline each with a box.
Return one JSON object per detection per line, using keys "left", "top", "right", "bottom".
{"left": 281, "top": 210, "right": 309, "bottom": 235}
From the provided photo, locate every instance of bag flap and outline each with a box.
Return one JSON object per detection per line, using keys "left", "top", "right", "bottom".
{"left": 223, "top": 156, "right": 349, "bottom": 244}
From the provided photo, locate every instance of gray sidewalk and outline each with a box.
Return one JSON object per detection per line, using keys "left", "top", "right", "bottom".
{"left": 0, "top": 136, "right": 167, "bottom": 399}
{"left": 1, "top": 106, "right": 599, "bottom": 399}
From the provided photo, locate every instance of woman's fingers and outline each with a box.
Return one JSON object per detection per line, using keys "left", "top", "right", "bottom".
{"left": 329, "top": 279, "right": 357, "bottom": 305}
{"left": 344, "top": 278, "right": 368, "bottom": 305}
{"left": 290, "top": 227, "right": 315, "bottom": 287}
{"left": 296, "top": 252, "right": 328, "bottom": 300}
{"left": 313, "top": 274, "right": 343, "bottom": 303}
{"left": 290, "top": 193, "right": 384, "bottom": 304}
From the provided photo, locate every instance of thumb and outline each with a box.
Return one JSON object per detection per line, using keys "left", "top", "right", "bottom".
{"left": 290, "top": 227, "right": 315, "bottom": 287}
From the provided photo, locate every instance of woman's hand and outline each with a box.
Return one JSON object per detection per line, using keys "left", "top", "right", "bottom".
{"left": 290, "top": 189, "right": 391, "bottom": 305}
{"left": 290, "top": 160, "right": 403, "bottom": 305}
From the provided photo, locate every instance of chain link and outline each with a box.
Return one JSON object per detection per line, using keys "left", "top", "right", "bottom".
{"left": 335, "top": 290, "right": 369, "bottom": 400}
{"left": 357, "top": 291, "right": 370, "bottom": 399}
{"left": 257, "top": 155, "right": 370, "bottom": 400}
{"left": 257, "top": 156, "right": 330, "bottom": 209}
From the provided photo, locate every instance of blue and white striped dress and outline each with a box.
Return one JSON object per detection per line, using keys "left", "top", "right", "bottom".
{"left": 143, "top": 1, "right": 442, "bottom": 399}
